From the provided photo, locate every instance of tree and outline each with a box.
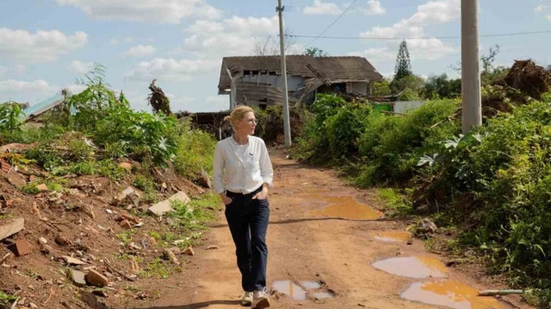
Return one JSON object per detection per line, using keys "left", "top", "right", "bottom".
{"left": 423, "top": 74, "right": 461, "bottom": 99}
{"left": 304, "top": 47, "right": 328, "bottom": 57}
{"left": 253, "top": 29, "right": 296, "bottom": 56}
{"left": 390, "top": 75, "right": 424, "bottom": 93}
{"left": 148, "top": 79, "right": 172, "bottom": 115}
{"left": 394, "top": 40, "right": 412, "bottom": 80}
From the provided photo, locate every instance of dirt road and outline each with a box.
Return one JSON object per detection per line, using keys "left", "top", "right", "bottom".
{"left": 130, "top": 150, "right": 528, "bottom": 309}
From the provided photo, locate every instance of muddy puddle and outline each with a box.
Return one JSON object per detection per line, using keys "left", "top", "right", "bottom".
{"left": 401, "top": 281, "right": 505, "bottom": 309}
{"left": 273, "top": 280, "right": 307, "bottom": 301}
{"left": 272, "top": 280, "right": 333, "bottom": 301}
{"left": 372, "top": 256, "right": 448, "bottom": 278}
{"left": 371, "top": 231, "right": 412, "bottom": 243}
{"left": 309, "top": 196, "right": 384, "bottom": 220}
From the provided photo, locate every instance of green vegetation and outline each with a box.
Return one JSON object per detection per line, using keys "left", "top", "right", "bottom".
{"left": 0, "top": 64, "right": 216, "bottom": 186}
{"left": 296, "top": 90, "right": 551, "bottom": 305}
{"left": 0, "top": 291, "right": 17, "bottom": 306}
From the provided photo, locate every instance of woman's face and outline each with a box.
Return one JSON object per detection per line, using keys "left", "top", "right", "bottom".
{"left": 237, "top": 111, "right": 257, "bottom": 135}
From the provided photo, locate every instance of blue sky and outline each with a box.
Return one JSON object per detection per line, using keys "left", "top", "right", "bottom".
{"left": 1, "top": 0, "right": 551, "bottom": 112}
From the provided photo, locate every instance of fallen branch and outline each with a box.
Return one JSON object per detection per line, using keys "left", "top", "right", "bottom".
{"left": 43, "top": 287, "right": 54, "bottom": 304}
{"left": 430, "top": 108, "right": 461, "bottom": 129}
{"left": 104, "top": 259, "right": 135, "bottom": 282}
{"left": 0, "top": 252, "right": 11, "bottom": 264}
{"left": 478, "top": 289, "right": 525, "bottom": 296}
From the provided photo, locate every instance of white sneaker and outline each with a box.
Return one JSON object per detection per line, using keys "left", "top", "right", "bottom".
{"left": 242, "top": 291, "right": 254, "bottom": 306}
{"left": 252, "top": 289, "right": 271, "bottom": 309}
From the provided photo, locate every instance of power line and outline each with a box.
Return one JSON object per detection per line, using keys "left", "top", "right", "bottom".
{"left": 289, "top": 29, "right": 551, "bottom": 41}
{"left": 304, "top": 0, "right": 359, "bottom": 48}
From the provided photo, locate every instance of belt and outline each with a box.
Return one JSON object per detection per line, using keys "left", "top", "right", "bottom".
{"left": 226, "top": 185, "right": 263, "bottom": 198}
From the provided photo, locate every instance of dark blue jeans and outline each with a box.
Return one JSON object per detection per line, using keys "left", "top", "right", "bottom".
{"left": 225, "top": 189, "right": 270, "bottom": 292}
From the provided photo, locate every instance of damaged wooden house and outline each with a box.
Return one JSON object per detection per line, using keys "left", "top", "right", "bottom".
{"left": 217, "top": 55, "right": 383, "bottom": 109}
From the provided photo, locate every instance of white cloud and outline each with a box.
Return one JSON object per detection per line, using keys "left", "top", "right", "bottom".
{"left": 123, "top": 37, "right": 133, "bottom": 44}
{"left": 67, "top": 60, "right": 94, "bottom": 74}
{"left": 65, "top": 84, "right": 87, "bottom": 95}
{"left": 182, "top": 16, "right": 280, "bottom": 58}
{"left": 303, "top": 0, "right": 343, "bottom": 15}
{"left": 350, "top": 38, "right": 456, "bottom": 63}
{"left": 123, "top": 45, "right": 156, "bottom": 57}
{"left": 535, "top": 5, "right": 547, "bottom": 13}
{"left": 126, "top": 58, "right": 219, "bottom": 82}
{"left": 110, "top": 38, "right": 118, "bottom": 45}
{"left": 0, "top": 66, "right": 7, "bottom": 78}
{"left": 547, "top": 14, "right": 551, "bottom": 21}
{"left": 356, "top": 0, "right": 459, "bottom": 65}
{"left": 53, "top": 0, "right": 222, "bottom": 24}
{"left": 407, "top": 38, "right": 456, "bottom": 60}
{"left": 360, "top": 0, "right": 459, "bottom": 38}
{"left": 360, "top": 0, "right": 386, "bottom": 15}
{"left": 185, "top": 20, "right": 224, "bottom": 33}
{"left": 349, "top": 47, "right": 395, "bottom": 61}
{"left": 0, "top": 79, "right": 58, "bottom": 103}
{"left": 0, "top": 28, "right": 88, "bottom": 63}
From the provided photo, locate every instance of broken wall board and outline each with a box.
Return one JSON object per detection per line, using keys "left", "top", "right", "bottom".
{"left": 0, "top": 218, "right": 24, "bottom": 241}
{"left": 148, "top": 191, "right": 190, "bottom": 216}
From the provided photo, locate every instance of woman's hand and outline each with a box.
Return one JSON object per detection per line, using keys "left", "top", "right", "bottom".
{"left": 221, "top": 193, "right": 233, "bottom": 205}
{"left": 253, "top": 186, "right": 268, "bottom": 200}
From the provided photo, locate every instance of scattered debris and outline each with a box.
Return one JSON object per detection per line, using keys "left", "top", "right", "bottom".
{"left": 163, "top": 248, "right": 181, "bottom": 265}
{"left": 55, "top": 235, "right": 69, "bottom": 246}
{"left": 92, "top": 290, "right": 108, "bottom": 298}
{"left": 118, "top": 162, "right": 132, "bottom": 172}
{"left": 0, "top": 252, "right": 13, "bottom": 264}
{"left": 79, "top": 290, "right": 110, "bottom": 309}
{"left": 417, "top": 218, "right": 438, "bottom": 234}
{"left": 8, "top": 238, "right": 32, "bottom": 257}
{"left": 0, "top": 143, "right": 36, "bottom": 153}
{"left": 131, "top": 259, "right": 140, "bottom": 274}
{"left": 36, "top": 184, "right": 49, "bottom": 192}
{"left": 86, "top": 269, "right": 109, "bottom": 287}
{"left": 39, "top": 243, "right": 53, "bottom": 254}
{"left": 148, "top": 191, "right": 190, "bottom": 216}
{"left": 206, "top": 245, "right": 219, "bottom": 250}
{"left": 183, "top": 246, "right": 195, "bottom": 256}
{"left": 69, "top": 269, "right": 87, "bottom": 287}
{"left": 111, "top": 186, "right": 140, "bottom": 207}
{"left": 115, "top": 213, "right": 141, "bottom": 225}
{"left": 0, "top": 217, "right": 24, "bottom": 241}
{"left": 63, "top": 256, "right": 86, "bottom": 265}
{"left": 119, "top": 220, "right": 132, "bottom": 230}
{"left": 199, "top": 169, "right": 212, "bottom": 188}
{"left": 38, "top": 237, "right": 48, "bottom": 245}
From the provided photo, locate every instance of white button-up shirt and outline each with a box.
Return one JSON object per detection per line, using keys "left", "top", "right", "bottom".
{"left": 213, "top": 135, "right": 274, "bottom": 194}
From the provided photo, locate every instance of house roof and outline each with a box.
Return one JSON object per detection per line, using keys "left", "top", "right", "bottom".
{"left": 218, "top": 55, "right": 382, "bottom": 92}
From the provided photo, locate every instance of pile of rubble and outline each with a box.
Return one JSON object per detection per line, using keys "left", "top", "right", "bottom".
{"left": 0, "top": 144, "right": 214, "bottom": 309}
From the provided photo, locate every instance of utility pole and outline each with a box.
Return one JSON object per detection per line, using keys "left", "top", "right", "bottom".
{"left": 277, "top": 0, "right": 292, "bottom": 147}
{"left": 461, "top": 0, "right": 482, "bottom": 134}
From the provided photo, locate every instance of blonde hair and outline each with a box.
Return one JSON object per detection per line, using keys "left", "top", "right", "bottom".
{"left": 224, "top": 106, "right": 254, "bottom": 132}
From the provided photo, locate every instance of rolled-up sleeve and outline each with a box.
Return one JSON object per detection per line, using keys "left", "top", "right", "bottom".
{"left": 259, "top": 140, "right": 274, "bottom": 188}
{"left": 213, "top": 142, "right": 226, "bottom": 194}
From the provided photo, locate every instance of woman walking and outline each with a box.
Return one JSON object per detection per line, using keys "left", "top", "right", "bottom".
{"left": 213, "top": 106, "right": 274, "bottom": 308}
